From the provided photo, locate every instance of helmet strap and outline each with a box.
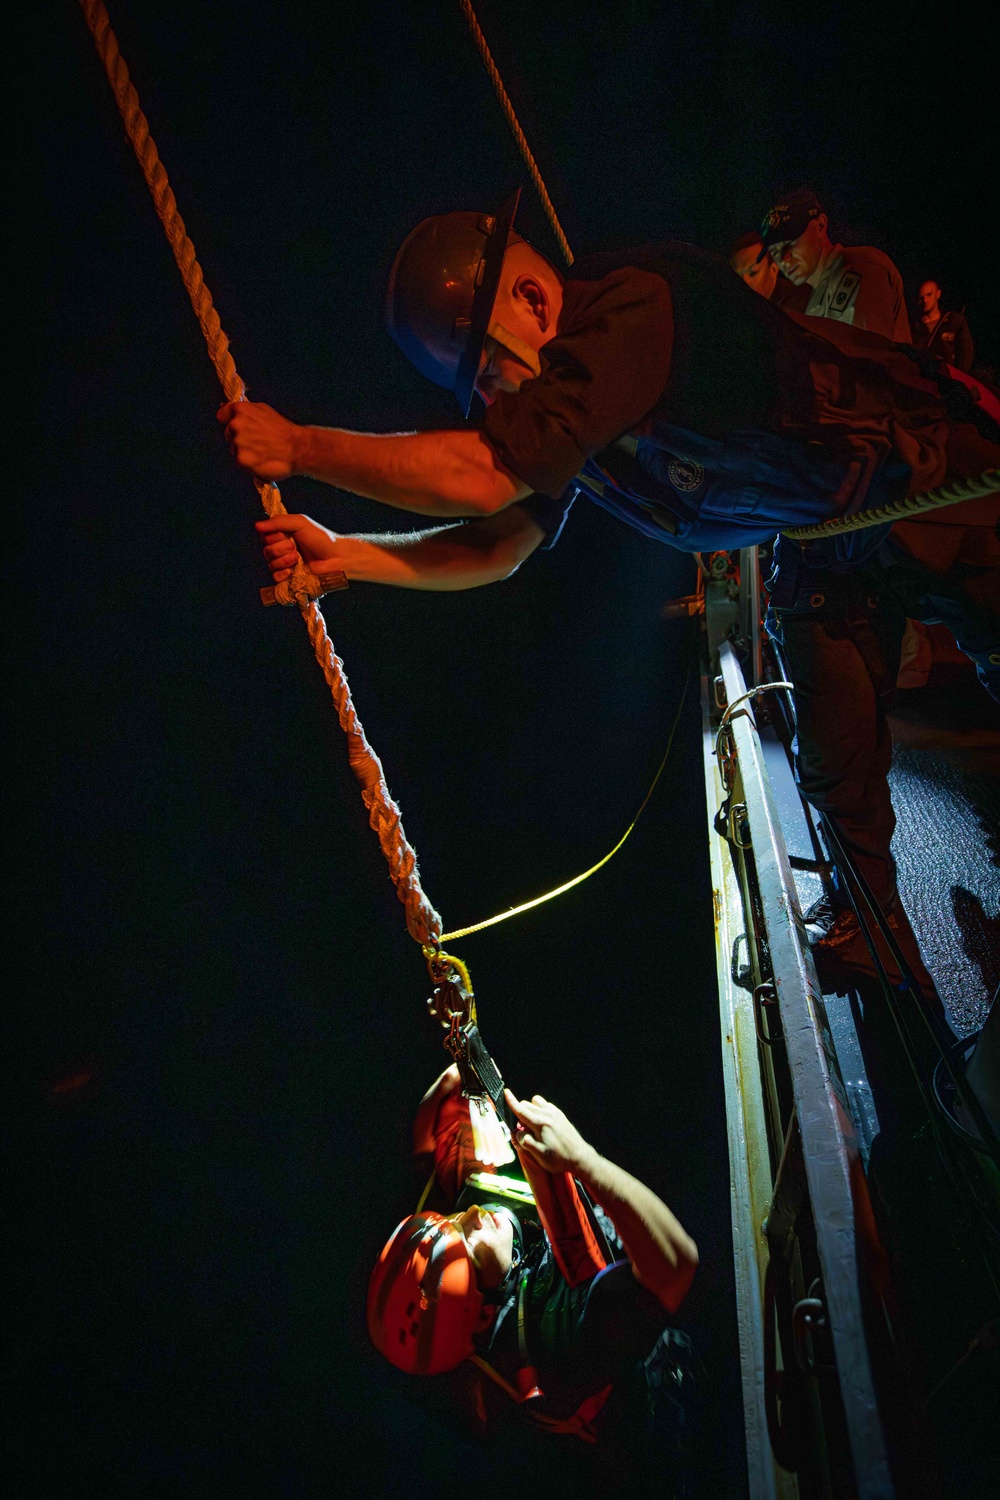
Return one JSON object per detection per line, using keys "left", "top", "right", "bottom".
{"left": 487, "top": 320, "right": 542, "bottom": 378}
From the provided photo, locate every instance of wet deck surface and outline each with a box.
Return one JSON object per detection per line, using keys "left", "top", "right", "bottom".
{"left": 830, "top": 670, "right": 999, "bottom": 1500}
{"left": 756, "top": 651, "right": 998, "bottom": 1496}
{"left": 887, "top": 671, "right": 1000, "bottom": 1037}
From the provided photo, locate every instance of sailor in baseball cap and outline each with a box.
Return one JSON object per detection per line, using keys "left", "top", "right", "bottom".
{"left": 757, "top": 187, "right": 825, "bottom": 260}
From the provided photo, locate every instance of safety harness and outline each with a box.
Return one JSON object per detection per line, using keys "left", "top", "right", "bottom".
{"left": 442, "top": 1163, "right": 616, "bottom": 1443}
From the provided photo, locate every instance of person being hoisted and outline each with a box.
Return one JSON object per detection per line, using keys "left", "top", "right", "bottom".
{"left": 368, "top": 1059, "right": 698, "bottom": 1464}
{"left": 219, "top": 190, "right": 997, "bottom": 675}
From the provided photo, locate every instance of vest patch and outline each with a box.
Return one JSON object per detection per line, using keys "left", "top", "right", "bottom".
{"left": 667, "top": 459, "right": 705, "bottom": 493}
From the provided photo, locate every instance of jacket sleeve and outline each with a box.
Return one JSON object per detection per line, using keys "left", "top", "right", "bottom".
{"left": 518, "top": 1151, "right": 607, "bottom": 1288}
{"left": 481, "top": 267, "right": 674, "bottom": 499}
{"left": 852, "top": 255, "right": 910, "bottom": 342}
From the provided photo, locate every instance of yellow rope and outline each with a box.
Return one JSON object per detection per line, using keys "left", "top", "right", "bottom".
{"left": 457, "top": 0, "right": 574, "bottom": 267}
{"left": 78, "top": 0, "right": 442, "bottom": 949}
{"left": 781, "top": 468, "right": 998, "bottom": 541}
{"left": 438, "top": 670, "right": 692, "bottom": 944}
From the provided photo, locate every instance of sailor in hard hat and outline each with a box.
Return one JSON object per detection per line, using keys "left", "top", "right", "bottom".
{"left": 218, "top": 190, "right": 997, "bottom": 665}
{"left": 368, "top": 1062, "right": 697, "bottom": 1458}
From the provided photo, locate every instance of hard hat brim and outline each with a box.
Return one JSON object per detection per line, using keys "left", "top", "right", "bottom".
{"left": 453, "top": 188, "right": 522, "bottom": 418}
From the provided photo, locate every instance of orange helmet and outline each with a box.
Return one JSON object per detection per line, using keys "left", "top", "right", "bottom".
{"left": 367, "top": 1212, "right": 484, "bottom": 1376}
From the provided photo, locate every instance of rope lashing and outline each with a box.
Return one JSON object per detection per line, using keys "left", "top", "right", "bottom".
{"left": 715, "top": 682, "right": 794, "bottom": 759}
{"left": 261, "top": 565, "right": 348, "bottom": 609}
{"left": 719, "top": 683, "right": 795, "bottom": 730}
{"left": 78, "top": 0, "right": 442, "bottom": 949}
{"left": 781, "top": 468, "right": 998, "bottom": 541}
{"left": 457, "top": 0, "right": 574, "bottom": 267}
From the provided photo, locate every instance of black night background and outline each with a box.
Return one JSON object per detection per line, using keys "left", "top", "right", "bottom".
{"left": 9, "top": 3, "right": 996, "bottom": 1496}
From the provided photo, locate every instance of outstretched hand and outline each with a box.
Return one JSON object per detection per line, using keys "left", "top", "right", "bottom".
{"left": 218, "top": 401, "right": 305, "bottom": 480}
{"left": 504, "top": 1089, "right": 596, "bottom": 1177}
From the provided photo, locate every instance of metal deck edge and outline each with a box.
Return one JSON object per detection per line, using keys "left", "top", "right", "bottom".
{"left": 701, "top": 669, "right": 793, "bottom": 1500}
{"left": 718, "top": 642, "right": 893, "bottom": 1500}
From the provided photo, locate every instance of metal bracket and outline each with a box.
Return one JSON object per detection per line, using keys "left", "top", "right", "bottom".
{"left": 731, "top": 932, "right": 753, "bottom": 992}
{"left": 753, "top": 981, "right": 782, "bottom": 1048}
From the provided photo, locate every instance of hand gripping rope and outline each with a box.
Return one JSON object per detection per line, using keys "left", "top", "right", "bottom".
{"left": 77, "top": 0, "right": 696, "bottom": 996}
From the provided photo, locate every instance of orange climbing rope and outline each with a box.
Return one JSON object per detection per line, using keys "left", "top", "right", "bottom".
{"left": 77, "top": 0, "right": 442, "bottom": 949}
{"left": 78, "top": 0, "right": 697, "bottom": 968}
{"left": 457, "top": 0, "right": 574, "bottom": 267}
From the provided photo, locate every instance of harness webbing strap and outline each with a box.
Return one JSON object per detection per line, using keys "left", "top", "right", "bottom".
{"left": 457, "top": 0, "right": 574, "bottom": 267}
{"left": 77, "top": 0, "right": 442, "bottom": 949}
{"left": 467, "top": 1355, "right": 610, "bottom": 1442}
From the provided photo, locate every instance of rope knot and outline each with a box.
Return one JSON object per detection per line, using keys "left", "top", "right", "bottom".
{"left": 260, "top": 563, "right": 349, "bottom": 608}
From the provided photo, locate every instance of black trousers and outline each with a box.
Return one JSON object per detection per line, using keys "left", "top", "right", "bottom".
{"left": 776, "top": 597, "right": 903, "bottom": 909}
{"left": 772, "top": 554, "right": 999, "bottom": 912}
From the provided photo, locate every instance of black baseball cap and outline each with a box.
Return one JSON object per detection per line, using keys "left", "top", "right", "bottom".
{"left": 756, "top": 189, "right": 825, "bottom": 261}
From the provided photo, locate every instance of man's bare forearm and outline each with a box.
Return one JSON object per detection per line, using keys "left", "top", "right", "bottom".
{"left": 576, "top": 1149, "right": 698, "bottom": 1312}
{"left": 296, "top": 426, "right": 529, "bottom": 518}
{"left": 328, "top": 509, "right": 543, "bottom": 591}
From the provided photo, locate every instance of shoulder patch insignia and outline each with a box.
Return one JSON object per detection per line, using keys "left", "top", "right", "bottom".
{"left": 667, "top": 459, "right": 705, "bottom": 494}
{"left": 830, "top": 268, "right": 861, "bottom": 314}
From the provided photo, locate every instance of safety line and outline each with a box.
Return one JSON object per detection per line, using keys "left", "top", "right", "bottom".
{"left": 781, "top": 468, "right": 998, "bottom": 540}
{"left": 457, "top": 0, "right": 574, "bottom": 266}
{"left": 438, "top": 668, "right": 692, "bottom": 944}
{"left": 77, "top": 0, "right": 442, "bottom": 949}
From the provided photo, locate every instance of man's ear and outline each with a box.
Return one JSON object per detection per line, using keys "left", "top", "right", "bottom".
{"left": 511, "top": 274, "right": 552, "bottom": 333}
{"left": 816, "top": 212, "right": 829, "bottom": 237}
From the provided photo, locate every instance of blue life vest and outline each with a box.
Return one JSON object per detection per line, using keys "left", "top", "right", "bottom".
{"left": 574, "top": 424, "right": 908, "bottom": 555}
{"left": 569, "top": 421, "right": 910, "bottom": 608}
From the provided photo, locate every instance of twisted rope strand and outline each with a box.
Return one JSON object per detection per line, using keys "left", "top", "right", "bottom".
{"left": 81, "top": 1, "right": 243, "bottom": 404}
{"left": 457, "top": 0, "right": 574, "bottom": 267}
{"left": 79, "top": 0, "right": 442, "bottom": 947}
{"left": 782, "top": 468, "right": 998, "bottom": 540}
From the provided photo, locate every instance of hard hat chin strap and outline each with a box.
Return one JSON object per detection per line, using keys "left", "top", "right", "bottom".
{"left": 487, "top": 320, "right": 542, "bottom": 379}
